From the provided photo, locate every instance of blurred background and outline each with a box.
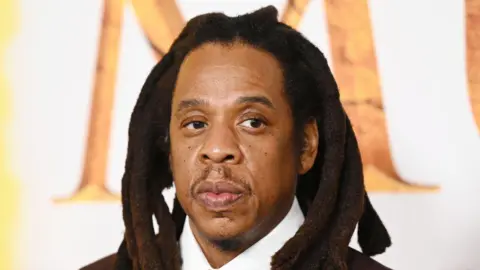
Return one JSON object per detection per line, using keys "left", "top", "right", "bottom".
{"left": 0, "top": 0, "right": 479, "bottom": 269}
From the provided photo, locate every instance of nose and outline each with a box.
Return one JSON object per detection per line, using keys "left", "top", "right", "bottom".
{"left": 198, "top": 125, "right": 242, "bottom": 164}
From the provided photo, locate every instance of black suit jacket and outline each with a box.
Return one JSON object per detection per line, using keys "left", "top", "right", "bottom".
{"left": 80, "top": 247, "right": 391, "bottom": 270}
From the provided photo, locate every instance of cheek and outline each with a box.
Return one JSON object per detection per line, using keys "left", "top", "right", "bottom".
{"left": 247, "top": 139, "right": 297, "bottom": 199}
{"left": 170, "top": 145, "right": 196, "bottom": 194}
{"left": 170, "top": 153, "right": 196, "bottom": 216}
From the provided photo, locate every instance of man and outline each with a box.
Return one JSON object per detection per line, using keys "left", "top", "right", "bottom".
{"left": 82, "top": 6, "right": 392, "bottom": 270}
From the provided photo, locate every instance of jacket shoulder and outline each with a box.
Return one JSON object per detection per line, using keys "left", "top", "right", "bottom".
{"left": 80, "top": 248, "right": 389, "bottom": 270}
{"left": 79, "top": 254, "right": 116, "bottom": 270}
{"left": 347, "top": 248, "right": 392, "bottom": 270}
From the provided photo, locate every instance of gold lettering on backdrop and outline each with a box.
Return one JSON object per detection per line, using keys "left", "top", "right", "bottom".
{"left": 281, "top": 0, "right": 312, "bottom": 28}
{"left": 0, "top": 0, "right": 20, "bottom": 267}
{"left": 55, "top": 0, "right": 124, "bottom": 203}
{"left": 56, "top": 0, "right": 186, "bottom": 203}
{"left": 323, "top": 0, "right": 438, "bottom": 192}
{"left": 467, "top": 0, "right": 480, "bottom": 133}
{"left": 61, "top": 0, "right": 444, "bottom": 203}
{"left": 131, "top": 0, "right": 185, "bottom": 59}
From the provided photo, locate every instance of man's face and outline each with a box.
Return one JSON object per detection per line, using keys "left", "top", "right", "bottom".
{"left": 169, "top": 43, "right": 302, "bottom": 243}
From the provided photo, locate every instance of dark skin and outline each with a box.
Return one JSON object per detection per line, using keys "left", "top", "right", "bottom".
{"left": 169, "top": 42, "right": 319, "bottom": 268}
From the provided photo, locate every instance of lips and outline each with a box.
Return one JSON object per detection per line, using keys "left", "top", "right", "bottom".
{"left": 194, "top": 181, "right": 247, "bottom": 210}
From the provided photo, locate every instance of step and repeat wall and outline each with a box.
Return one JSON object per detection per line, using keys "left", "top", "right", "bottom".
{"left": 1, "top": 0, "right": 479, "bottom": 269}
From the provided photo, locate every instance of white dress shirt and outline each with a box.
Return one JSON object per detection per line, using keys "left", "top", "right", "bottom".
{"left": 179, "top": 198, "right": 305, "bottom": 270}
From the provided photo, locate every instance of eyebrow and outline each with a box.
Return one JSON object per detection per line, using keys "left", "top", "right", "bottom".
{"left": 235, "top": 96, "right": 275, "bottom": 109}
{"left": 175, "top": 95, "right": 275, "bottom": 116}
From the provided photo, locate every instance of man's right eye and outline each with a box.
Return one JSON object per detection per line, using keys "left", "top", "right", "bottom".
{"left": 184, "top": 121, "right": 207, "bottom": 130}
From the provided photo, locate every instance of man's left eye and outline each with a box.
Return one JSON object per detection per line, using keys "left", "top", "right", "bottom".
{"left": 239, "top": 118, "right": 265, "bottom": 129}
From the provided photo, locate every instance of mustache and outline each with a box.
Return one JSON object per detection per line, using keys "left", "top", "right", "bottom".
{"left": 189, "top": 165, "right": 251, "bottom": 195}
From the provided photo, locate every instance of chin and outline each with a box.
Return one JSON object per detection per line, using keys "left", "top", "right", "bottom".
{"left": 193, "top": 213, "right": 255, "bottom": 243}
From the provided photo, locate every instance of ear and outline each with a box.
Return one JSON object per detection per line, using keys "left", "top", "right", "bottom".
{"left": 298, "top": 118, "right": 319, "bottom": 175}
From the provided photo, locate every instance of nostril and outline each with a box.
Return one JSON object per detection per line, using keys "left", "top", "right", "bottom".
{"left": 201, "top": 153, "right": 235, "bottom": 163}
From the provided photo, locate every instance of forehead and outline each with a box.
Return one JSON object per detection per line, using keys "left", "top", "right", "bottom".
{"left": 174, "top": 42, "right": 285, "bottom": 102}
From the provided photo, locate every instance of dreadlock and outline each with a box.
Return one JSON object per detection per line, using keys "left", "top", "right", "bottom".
{"left": 115, "top": 6, "right": 391, "bottom": 270}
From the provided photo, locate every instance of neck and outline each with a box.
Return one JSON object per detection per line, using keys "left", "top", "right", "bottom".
{"left": 188, "top": 197, "right": 294, "bottom": 268}
{"left": 189, "top": 220, "right": 241, "bottom": 268}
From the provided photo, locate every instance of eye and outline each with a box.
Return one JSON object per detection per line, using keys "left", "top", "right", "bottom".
{"left": 239, "top": 118, "right": 266, "bottom": 129}
{"left": 184, "top": 121, "right": 207, "bottom": 130}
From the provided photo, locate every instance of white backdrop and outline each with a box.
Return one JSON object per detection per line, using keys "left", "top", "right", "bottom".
{"left": 6, "top": 0, "right": 480, "bottom": 269}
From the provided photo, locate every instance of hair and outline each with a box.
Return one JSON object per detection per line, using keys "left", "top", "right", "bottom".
{"left": 114, "top": 6, "right": 391, "bottom": 270}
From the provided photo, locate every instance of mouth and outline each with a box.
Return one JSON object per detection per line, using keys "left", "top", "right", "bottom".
{"left": 194, "top": 181, "right": 247, "bottom": 211}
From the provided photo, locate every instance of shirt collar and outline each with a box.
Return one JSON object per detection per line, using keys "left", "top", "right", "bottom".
{"left": 179, "top": 198, "right": 305, "bottom": 270}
